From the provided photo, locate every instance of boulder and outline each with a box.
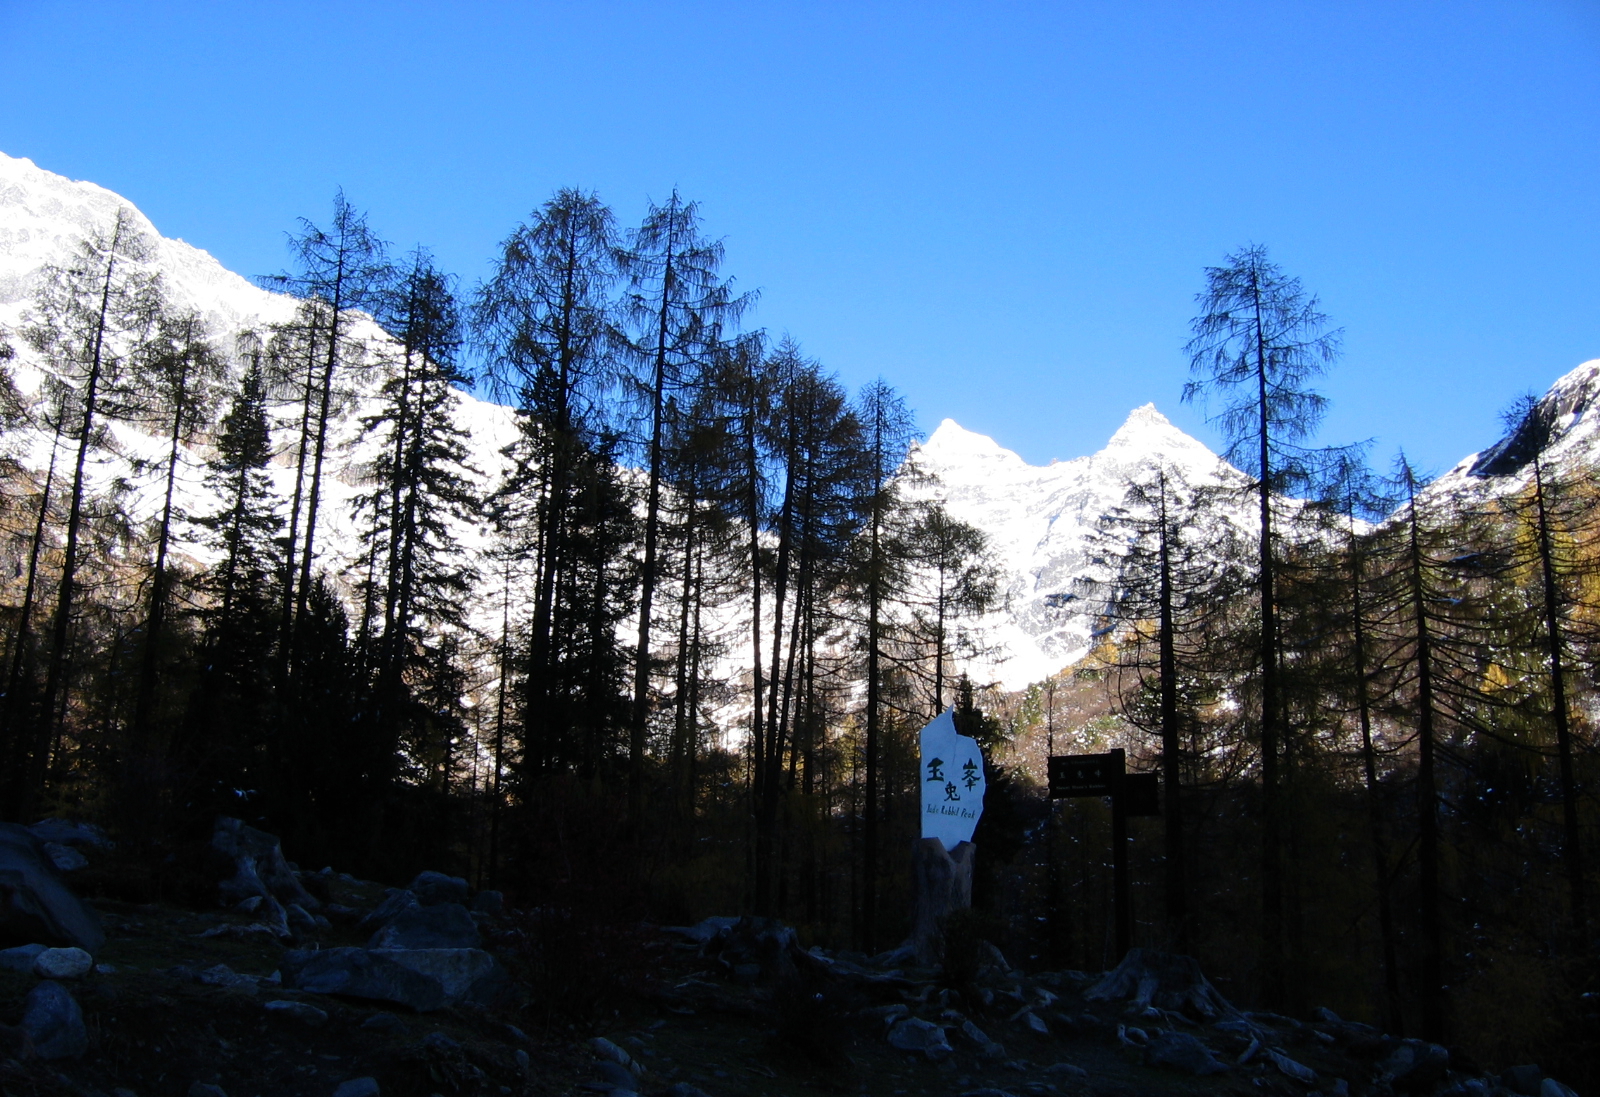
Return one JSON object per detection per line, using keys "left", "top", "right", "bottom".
{"left": 1147, "top": 1031, "right": 1229, "bottom": 1075}
{"left": 595, "top": 1061, "right": 638, "bottom": 1090}
{"left": 281, "top": 947, "right": 447, "bottom": 1012}
{"left": 33, "top": 946, "right": 92, "bottom": 979}
{"left": 700, "top": 915, "right": 815, "bottom": 984}
{"left": 360, "top": 1012, "right": 406, "bottom": 1033}
{"left": 408, "top": 871, "right": 469, "bottom": 907}
{"left": 368, "top": 902, "right": 481, "bottom": 950}
{"left": 1381, "top": 1039, "right": 1450, "bottom": 1091}
{"left": 264, "top": 999, "right": 328, "bottom": 1025}
{"left": 0, "top": 822, "right": 105, "bottom": 952}
{"left": 22, "top": 980, "right": 87, "bottom": 1059}
{"left": 1503, "top": 1066, "right": 1543, "bottom": 1096}
{"left": 1541, "top": 1081, "right": 1580, "bottom": 1097}
{"left": 212, "top": 817, "right": 319, "bottom": 911}
{"left": 661, "top": 915, "right": 740, "bottom": 945}
{"left": 0, "top": 943, "right": 48, "bottom": 972}
{"left": 358, "top": 888, "right": 420, "bottom": 933}
{"left": 42, "top": 843, "right": 88, "bottom": 872}
{"left": 26, "top": 819, "right": 112, "bottom": 850}
{"left": 333, "top": 1080, "right": 380, "bottom": 1097}
{"left": 887, "top": 1017, "right": 952, "bottom": 1060}
{"left": 1267, "top": 1049, "right": 1318, "bottom": 1083}
{"left": 1085, "top": 949, "right": 1237, "bottom": 1021}
{"left": 370, "top": 948, "right": 506, "bottom": 1004}
{"left": 471, "top": 889, "right": 504, "bottom": 915}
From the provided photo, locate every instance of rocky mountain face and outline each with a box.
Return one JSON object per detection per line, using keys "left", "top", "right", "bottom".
{"left": 2, "top": 150, "right": 1595, "bottom": 696}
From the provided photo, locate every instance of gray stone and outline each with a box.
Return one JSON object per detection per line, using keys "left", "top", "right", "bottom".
{"left": 1018, "top": 1010, "right": 1049, "bottom": 1035}
{"left": 590, "top": 1036, "right": 638, "bottom": 1072}
{"left": 358, "top": 888, "right": 420, "bottom": 932}
{"left": 1382, "top": 1039, "right": 1449, "bottom": 1090}
{"left": 198, "top": 964, "right": 257, "bottom": 991}
{"left": 0, "top": 822, "right": 105, "bottom": 952}
{"left": 286, "top": 903, "right": 318, "bottom": 932}
{"left": 1504, "top": 1066, "right": 1544, "bottom": 1096}
{"left": 265, "top": 999, "right": 328, "bottom": 1025}
{"left": 22, "top": 980, "right": 87, "bottom": 1059}
{"left": 212, "top": 817, "right": 319, "bottom": 911}
{"left": 1043, "top": 1063, "right": 1089, "bottom": 1080}
{"left": 332, "top": 1079, "right": 380, "bottom": 1097}
{"left": 27, "top": 819, "right": 112, "bottom": 850}
{"left": 1267, "top": 1049, "right": 1318, "bottom": 1084}
{"left": 33, "top": 946, "right": 93, "bottom": 979}
{"left": 423, "top": 1030, "right": 460, "bottom": 1053}
{"left": 371, "top": 947, "right": 504, "bottom": 1004}
{"left": 42, "top": 842, "right": 88, "bottom": 872}
{"left": 1541, "top": 1081, "right": 1580, "bottom": 1097}
{"left": 368, "top": 902, "right": 481, "bottom": 950}
{"left": 659, "top": 915, "right": 740, "bottom": 945}
{"left": 887, "top": 1017, "right": 952, "bottom": 1061}
{"left": 361, "top": 1012, "right": 406, "bottom": 1033}
{"left": 0, "top": 943, "right": 47, "bottom": 972}
{"left": 471, "top": 889, "right": 504, "bottom": 915}
{"left": 595, "top": 1061, "right": 637, "bottom": 1089}
{"left": 408, "top": 871, "right": 469, "bottom": 907}
{"left": 662, "top": 1086, "right": 711, "bottom": 1097}
{"left": 1147, "top": 1031, "right": 1229, "bottom": 1076}
{"left": 514, "top": 1049, "right": 531, "bottom": 1075}
{"left": 282, "top": 947, "right": 447, "bottom": 1012}
{"left": 188, "top": 1086, "right": 228, "bottom": 1097}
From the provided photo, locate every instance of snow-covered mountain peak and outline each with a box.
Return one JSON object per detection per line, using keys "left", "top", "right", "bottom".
{"left": 905, "top": 406, "right": 1250, "bottom": 690}
{"left": 919, "top": 418, "right": 1027, "bottom": 469}
{"left": 0, "top": 151, "right": 293, "bottom": 339}
{"left": 1427, "top": 357, "right": 1600, "bottom": 501}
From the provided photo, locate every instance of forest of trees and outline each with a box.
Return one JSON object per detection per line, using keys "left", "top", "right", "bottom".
{"left": 0, "top": 202, "right": 1594, "bottom": 1079}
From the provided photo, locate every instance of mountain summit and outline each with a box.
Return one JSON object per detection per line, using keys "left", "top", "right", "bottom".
{"left": 910, "top": 406, "right": 1248, "bottom": 690}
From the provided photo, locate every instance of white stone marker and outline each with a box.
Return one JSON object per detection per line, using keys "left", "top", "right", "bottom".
{"left": 919, "top": 707, "right": 986, "bottom": 850}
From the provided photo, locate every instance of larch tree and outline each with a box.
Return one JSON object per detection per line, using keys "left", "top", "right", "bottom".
{"left": 850, "top": 378, "right": 916, "bottom": 952}
{"left": 262, "top": 192, "right": 386, "bottom": 670}
{"left": 473, "top": 190, "right": 627, "bottom": 779}
{"left": 1182, "top": 244, "right": 1340, "bottom": 1006}
{"left": 21, "top": 208, "right": 163, "bottom": 815}
{"left": 619, "top": 191, "right": 754, "bottom": 826}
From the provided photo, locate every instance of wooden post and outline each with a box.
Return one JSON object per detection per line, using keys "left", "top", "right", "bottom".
{"left": 1110, "top": 747, "right": 1131, "bottom": 959}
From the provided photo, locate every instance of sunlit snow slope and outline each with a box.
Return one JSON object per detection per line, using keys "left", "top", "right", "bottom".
{"left": 907, "top": 408, "right": 1254, "bottom": 690}
{"left": 4, "top": 150, "right": 1594, "bottom": 697}
{"left": 0, "top": 151, "right": 520, "bottom": 629}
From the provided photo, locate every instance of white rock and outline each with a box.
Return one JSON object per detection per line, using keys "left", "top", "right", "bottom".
{"left": 33, "top": 947, "right": 93, "bottom": 979}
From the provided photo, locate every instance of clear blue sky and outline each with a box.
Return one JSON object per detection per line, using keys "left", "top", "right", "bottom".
{"left": 2, "top": 1, "right": 1596, "bottom": 476}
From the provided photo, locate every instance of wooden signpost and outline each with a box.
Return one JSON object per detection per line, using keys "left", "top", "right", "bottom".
{"left": 1047, "top": 748, "right": 1159, "bottom": 959}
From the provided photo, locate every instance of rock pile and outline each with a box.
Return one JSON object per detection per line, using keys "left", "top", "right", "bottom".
{"left": 281, "top": 869, "right": 506, "bottom": 1012}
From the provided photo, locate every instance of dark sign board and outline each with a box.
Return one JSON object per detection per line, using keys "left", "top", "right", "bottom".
{"left": 1048, "top": 752, "right": 1118, "bottom": 797}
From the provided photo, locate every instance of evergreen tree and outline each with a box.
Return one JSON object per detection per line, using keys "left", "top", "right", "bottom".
{"left": 473, "top": 191, "right": 630, "bottom": 783}
{"left": 1182, "top": 244, "right": 1340, "bottom": 1004}
{"left": 127, "top": 309, "right": 224, "bottom": 786}
{"left": 20, "top": 208, "right": 163, "bottom": 815}
{"left": 357, "top": 248, "right": 479, "bottom": 808}
{"left": 262, "top": 192, "right": 386, "bottom": 668}
{"left": 180, "top": 357, "right": 283, "bottom": 825}
{"left": 850, "top": 379, "right": 916, "bottom": 951}
{"left": 619, "top": 191, "right": 754, "bottom": 826}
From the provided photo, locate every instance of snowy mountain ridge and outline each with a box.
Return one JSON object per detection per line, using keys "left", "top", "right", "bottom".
{"left": 2, "top": 150, "right": 1596, "bottom": 699}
